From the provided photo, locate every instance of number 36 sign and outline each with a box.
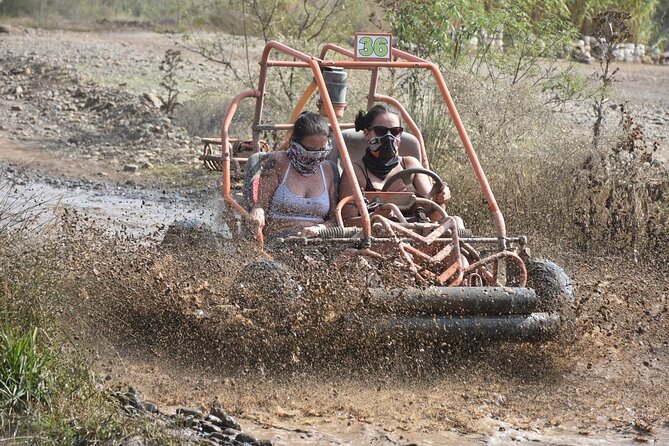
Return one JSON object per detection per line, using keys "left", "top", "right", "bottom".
{"left": 354, "top": 33, "right": 393, "bottom": 61}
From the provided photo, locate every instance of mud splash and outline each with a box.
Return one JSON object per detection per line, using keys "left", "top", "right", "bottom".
{"left": 3, "top": 175, "right": 668, "bottom": 445}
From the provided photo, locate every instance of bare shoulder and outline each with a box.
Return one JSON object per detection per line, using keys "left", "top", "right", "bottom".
{"left": 402, "top": 155, "right": 422, "bottom": 168}
{"left": 322, "top": 160, "right": 337, "bottom": 180}
{"left": 261, "top": 151, "right": 288, "bottom": 176}
{"left": 348, "top": 160, "right": 367, "bottom": 179}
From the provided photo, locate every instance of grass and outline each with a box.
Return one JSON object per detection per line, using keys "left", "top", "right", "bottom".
{"left": 0, "top": 326, "right": 53, "bottom": 414}
{"left": 0, "top": 232, "right": 189, "bottom": 444}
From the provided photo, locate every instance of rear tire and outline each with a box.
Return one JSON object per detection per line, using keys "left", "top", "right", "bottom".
{"left": 526, "top": 259, "right": 576, "bottom": 340}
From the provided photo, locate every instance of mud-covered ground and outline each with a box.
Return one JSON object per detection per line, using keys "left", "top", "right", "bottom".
{"left": 1, "top": 27, "right": 669, "bottom": 445}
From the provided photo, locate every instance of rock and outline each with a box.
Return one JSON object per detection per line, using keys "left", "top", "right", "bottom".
{"left": 122, "top": 436, "right": 145, "bottom": 446}
{"left": 0, "top": 24, "right": 11, "bottom": 34}
{"left": 201, "top": 421, "right": 222, "bottom": 434}
{"left": 211, "top": 402, "right": 241, "bottom": 430}
{"left": 123, "top": 164, "right": 138, "bottom": 172}
{"left": 661, "top": 52, "right": 669, "bottom": 65}
{"left": 208, "top": 432, "right": 233, "bottom": 442}
{"left": 125, "top": 392, "right": 143, "bottom": 409}
{"left": 140, "top": 160, "right": 154, "bottom": 170}
{"left": 206, "top": 414, "right": 223, "bottom": 425}
{"left": 235, "top": 433, "right": 257, "bottom": 444}
{"left": 176, "top": 407, "right": 204, "bottom": 418}
{"left": 142, "top": 401, "right": 159, "bottom": 413}
{"left": 143, "top": 92, "right": 163, "bottom": 108}
{"left": 10, "top": 104, "right": 22, "bottom": 111}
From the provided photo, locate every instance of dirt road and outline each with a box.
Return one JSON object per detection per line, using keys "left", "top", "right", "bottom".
{"left": 1, "top": 28, "right": 668, "bottom": 445}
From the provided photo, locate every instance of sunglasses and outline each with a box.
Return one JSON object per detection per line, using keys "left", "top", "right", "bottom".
{"left": 370, "top": 126, "right": 404, "bottom": 137}
{"left": 296, "top": 140, "right": 331, "bottom": 152}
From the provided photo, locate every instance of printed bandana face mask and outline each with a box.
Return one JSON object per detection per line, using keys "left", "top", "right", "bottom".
{"left": 363, "top": 134, "right": 400, "bottom": 179}
{"left": 368, "top": 134, "right": 399, "bottom": 153}
{"left": 287, "top": 140, "right": 332, "bottom": 176}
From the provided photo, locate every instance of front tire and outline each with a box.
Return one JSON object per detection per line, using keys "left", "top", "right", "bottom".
{"left": 526, "top": 259, "right": 576, "bottom": 339}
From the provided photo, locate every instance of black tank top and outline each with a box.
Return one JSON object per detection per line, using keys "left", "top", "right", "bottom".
{"left": 355, "top": 158, "right": 406, "bottom": 192}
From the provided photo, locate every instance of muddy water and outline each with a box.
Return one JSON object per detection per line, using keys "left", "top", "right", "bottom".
{"left": 245, "top": 418, "right": 669, "bottom": 445}
{"left": 2, "top": 178, "right": 228, "bottom": 240}
{"left": 114, "top": 360, "right": 669, "bottom": 446}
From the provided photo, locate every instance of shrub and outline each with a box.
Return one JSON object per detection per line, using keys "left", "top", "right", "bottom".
{"left": 0, "top": 238, "right": 150, "bottom": 443}
{"left": 572, "top": 105, "right": 669, "bottom": 258}
{"left": 398, "top": 68, "right": 589, "bottom": 242}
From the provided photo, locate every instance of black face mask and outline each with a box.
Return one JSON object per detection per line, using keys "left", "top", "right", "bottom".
{"left": 362, "top": 134, "right": 400, "bottom": 179}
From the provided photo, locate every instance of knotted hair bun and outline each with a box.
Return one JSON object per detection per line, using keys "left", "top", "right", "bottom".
{"left": 353, "top": 104, "right": 400, "bottom": 132}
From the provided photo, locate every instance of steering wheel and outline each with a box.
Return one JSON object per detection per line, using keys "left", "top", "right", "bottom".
{"left": 381, "top": 167, "right": 444, "bottom": 199}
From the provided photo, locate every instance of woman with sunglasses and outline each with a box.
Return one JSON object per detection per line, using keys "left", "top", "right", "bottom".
{"left": 249, "top": 112, "right": 337, "bottom": 238}
{"left": 340, "top": 104, "right": 450, "bottom": 219}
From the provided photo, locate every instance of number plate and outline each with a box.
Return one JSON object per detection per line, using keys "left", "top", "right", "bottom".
{"left": 354, "top": 33, "right": 392, "bottom": 61}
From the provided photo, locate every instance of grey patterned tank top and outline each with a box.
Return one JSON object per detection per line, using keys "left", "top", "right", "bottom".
{"left": 269, "top": 164, "right": 329, "bottom": 222}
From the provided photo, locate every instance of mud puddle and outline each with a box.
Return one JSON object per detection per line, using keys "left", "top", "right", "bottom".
{"left": 99, "top": 324, "right": 668, "bottom": 446}
{"left": 1, "top": 174, "right": 228, "bottom": 241}
{"left": 242, "top": 418, "right": 669, "bottom": 445}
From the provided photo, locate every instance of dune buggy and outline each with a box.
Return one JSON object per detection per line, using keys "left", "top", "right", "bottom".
{"left": 198, "top": 35, "right": 574, "bottom": 342}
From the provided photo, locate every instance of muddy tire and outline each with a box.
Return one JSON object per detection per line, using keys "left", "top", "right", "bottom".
{"left": 228, "top": 260, "right": 303, "bottom": 333}
{"left": 526, "top": 259, "right": 576, "bottom": 339}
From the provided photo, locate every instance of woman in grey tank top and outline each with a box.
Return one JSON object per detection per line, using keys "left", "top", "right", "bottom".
{"left": 249, "top": 112, "right": 337, "bottom": 238}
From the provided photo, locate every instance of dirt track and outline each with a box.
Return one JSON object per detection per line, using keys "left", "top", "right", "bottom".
{"left": 1, "top": 28, "right": 669, "bottom": 445}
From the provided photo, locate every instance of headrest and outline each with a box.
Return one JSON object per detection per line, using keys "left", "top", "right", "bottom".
{"left": 327, "top": 129, "right": 421, "bottom": 172}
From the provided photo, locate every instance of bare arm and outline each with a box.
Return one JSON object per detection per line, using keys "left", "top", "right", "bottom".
{"left": 249, "top": 153, "right": 282, "bottom": 229}
{"left": 404, "top": 156, "right": 450, "bottom": 204}
{"left": 338, "top": 164, "right": 366, "bottom": 221}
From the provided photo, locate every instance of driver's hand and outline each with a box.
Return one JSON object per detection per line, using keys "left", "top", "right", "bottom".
{"left": 434, "top": 183, "right": 451, "bottom": 204}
